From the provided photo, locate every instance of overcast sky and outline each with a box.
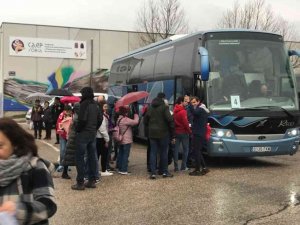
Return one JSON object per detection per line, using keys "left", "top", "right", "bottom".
{"left": 1, "top": 0, "right": 299, "bottom": 39}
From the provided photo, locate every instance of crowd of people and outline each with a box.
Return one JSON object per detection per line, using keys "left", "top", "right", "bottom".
{"left": 31, "top": 87, "right": 211, "bottom": 184}
{"left": 0, "top": 86, "right": 211, "bottom": 223}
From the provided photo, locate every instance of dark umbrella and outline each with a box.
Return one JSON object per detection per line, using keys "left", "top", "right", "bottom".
{"left": 115, "top": 91, "right": 149, "bottom": 111}
{"left": 47, "top": 89, "right": 73, "bottom": 96}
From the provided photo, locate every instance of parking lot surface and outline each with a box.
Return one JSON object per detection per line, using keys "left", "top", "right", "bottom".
{"left": 30, "top": 125, "right": 300, "bottom": 225}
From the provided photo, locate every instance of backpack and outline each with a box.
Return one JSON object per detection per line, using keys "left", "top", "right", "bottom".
{"left": 111, "top": 117, "right": 129, "bottom": 143}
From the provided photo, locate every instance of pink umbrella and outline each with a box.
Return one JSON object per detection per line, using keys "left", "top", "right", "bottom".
{"left": 60, "top": 96, "right": 81, "bottom": 104}
{"left": 115, "top": 91, "right": 149, "bottom": 111}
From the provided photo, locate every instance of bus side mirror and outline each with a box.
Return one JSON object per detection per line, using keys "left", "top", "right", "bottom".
{"left": 288, "top": 50, "right": 300, "bottom": 57}
{"left": 198, "top": 47, "right": 209, "bottom": 81}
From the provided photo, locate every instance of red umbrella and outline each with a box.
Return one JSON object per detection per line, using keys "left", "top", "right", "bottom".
{"left": 115, "top": 91, "right": 149, "bottom": 111}
{"left": 60, "top": 96, "right": 81, "bottom": 104}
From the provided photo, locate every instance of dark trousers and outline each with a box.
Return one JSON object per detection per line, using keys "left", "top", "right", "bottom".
{"left": 33, "top": 121, "right": 43, "bottom": 138}
{"left": 96, "top": 138, "right": 108, "bottom": 172}
{"left": 187, "top": 135, "right": 194, "bottom": 166}
{"left": 192, "top": 135, "right": 206, "bottom": 171}
{"left": 75, "top": 134, "right": 98, "bottom": 183}
{"left": 149, "top": 136, "right": 169, "bottom": 175}
{"left": 106, "top": 133, "right": 113, "bottom": 169}
{"left": 146, "top": 138, "right": 151, "bottom": 171}
{"left": 44, "top": 122, "right": 52, "bottom": 138}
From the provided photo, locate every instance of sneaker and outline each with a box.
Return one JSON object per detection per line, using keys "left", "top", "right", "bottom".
{"left": 118, "top": 171, "right": 129, "bottom": 175}
{"left": 162, "top": 173, "right": 174, "bottom": 178}
{"left": 71, "top": 183, "right": 85, "bottom": 190}
{"left": 189, "top": 170, "right": 203, "bottom": 176}
{"left": 56, "top": 166, "right": 63, "bottom": 173}
{"left": 95, "top": 178, "right": 101, "bottom": 184}
{"left": 149, "top": 174, "right": 156, "bottom": 180}
{"left": 107, "top": 168, "right": 115, "bottom": 172}
{"left": 201, "top": 168, "right": 210, "bottom": 175}
{"left": 84, "top": 180, "right": 96, "bottom": 188}
{"left": 61, "top": 173, "right": 71, "bottom": 179}
{"left": 180, "top": 167, "right": 190, "bottom": 172}
{"left": 101, "top": 170, "right": 113, "bottom": 176}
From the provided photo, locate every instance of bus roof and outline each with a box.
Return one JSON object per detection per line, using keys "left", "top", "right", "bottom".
{"left": 113, "top": 29, "right": 282, "bottom": 62}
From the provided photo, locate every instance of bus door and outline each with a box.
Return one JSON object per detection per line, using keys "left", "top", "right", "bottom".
{"left": 193, "top": 73, "right": 205, "bottom": 101}
{"left": 172, "top": 76, "right": 185, "bottom": 110}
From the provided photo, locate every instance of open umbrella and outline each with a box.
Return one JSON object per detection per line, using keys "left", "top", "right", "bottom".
{"left": 115, "top": 91, "right": 149, "bottom": 111}
{"left": 60, "top": 96, "right": 81, "bottom": 104}
{"left": 47, "top": 88, "right": 73, "bottom": 96}
{"left": 25, "top": 92, "right": 52, "bottom": 102}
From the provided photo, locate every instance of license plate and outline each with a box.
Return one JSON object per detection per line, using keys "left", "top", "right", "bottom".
{"left": 251, "top": 146, "right": 272, "bottom": 152}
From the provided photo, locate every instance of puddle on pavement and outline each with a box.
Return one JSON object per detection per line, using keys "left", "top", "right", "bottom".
{"left": 289, "top": 191, "right": 300, "bottom": 206}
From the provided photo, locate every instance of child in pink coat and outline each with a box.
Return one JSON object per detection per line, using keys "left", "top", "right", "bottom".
{"left": 116, "top": 106, "right": 139, "bottom": 175}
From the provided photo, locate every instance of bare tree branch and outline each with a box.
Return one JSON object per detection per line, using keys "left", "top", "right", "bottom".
{"left": 217, "top": 0, "right": 299, "bottom": 69}
{"left": 135, "top": 0, "right": 188, "bottom": 46}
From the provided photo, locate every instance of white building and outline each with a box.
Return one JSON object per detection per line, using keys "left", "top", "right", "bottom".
{"left": 0, "top": 22, "right": 144, "bottom": 114}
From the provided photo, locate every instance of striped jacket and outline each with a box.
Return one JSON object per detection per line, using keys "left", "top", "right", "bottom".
{"left": 0, "top": 157, "right": 57, "bottom": 225}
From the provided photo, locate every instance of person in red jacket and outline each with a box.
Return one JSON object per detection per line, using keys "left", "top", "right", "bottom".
{"left": 173, "top": 96, "right": 192, "bottom": 171}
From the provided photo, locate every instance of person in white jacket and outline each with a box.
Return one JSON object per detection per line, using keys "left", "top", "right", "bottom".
{"left": 96, "top": 103, "right": 113, "bottom": 176}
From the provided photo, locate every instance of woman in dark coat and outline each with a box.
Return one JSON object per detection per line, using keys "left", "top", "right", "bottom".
{"left": 43, "top": 101, "right": 52, "bottom": 140}
{"left": 63, "top": 103, "right": 80, "bottom": 167}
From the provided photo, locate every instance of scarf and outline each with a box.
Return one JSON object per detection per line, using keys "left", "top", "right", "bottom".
{"left": 0, "top": 154, "right": 31, "bottom": 187}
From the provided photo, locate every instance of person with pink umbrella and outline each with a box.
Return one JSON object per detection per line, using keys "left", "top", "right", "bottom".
{"left": 115, "top": 106, "right": 139, "bottom": 175}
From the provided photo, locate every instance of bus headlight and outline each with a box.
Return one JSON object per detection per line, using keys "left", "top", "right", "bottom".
{"left": 212, "top": 129, "right": 234, "bottom": 138}
{"left": 286, "top": 128, "right": 299, "bottom": 137}
{"left": 217, "top": 130, "right": 224, "bottom": 137}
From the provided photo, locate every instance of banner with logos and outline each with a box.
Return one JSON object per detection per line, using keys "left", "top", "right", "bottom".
{"left": 9, "top": 37, "right": 87, "bottom": 59}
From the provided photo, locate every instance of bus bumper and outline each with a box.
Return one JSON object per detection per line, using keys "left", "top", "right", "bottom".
{"left": 208, "top": 136, "right": 300, "bottom": 157}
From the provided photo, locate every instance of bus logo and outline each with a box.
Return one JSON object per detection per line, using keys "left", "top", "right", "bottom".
{"left": 278, "top": 120, "right": 295, "bottom": 127}
{"left": 256, "top": 119, "right": 267, "bottom": 127}
{"left": 258, "top": 136, "right": 266, "bottom": 140}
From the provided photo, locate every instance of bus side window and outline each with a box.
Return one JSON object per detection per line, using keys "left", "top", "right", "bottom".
{"left": 139, "top": 53, "right": 156, "bottom": 82}
{"left": 154, "top": 47, "right": 174, "bottom": 78}
{"left": 173, "top": 41, "right": 195, "bottom": 77}
{"left": 110, "top": 62, "right": 128, "bottom": 85}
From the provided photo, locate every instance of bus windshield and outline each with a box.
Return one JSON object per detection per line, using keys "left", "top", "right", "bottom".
{"left": 206, "top": 37, "right": 297, "bottom": 111}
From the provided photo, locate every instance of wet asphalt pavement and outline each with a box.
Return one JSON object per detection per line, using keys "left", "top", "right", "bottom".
{"left": 28, "top": 124, "right": 300, "bottom": 225}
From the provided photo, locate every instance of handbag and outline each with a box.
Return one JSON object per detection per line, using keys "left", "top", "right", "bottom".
{"left": 112, "top": 117, "right": 129, "bottom": 143}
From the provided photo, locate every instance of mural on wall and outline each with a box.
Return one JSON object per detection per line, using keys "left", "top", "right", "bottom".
{"left": 4, "top": 78, "right": 48, "bottom": 111}
{"left": 3, "top": 66, "right": 109, "bottom": 111}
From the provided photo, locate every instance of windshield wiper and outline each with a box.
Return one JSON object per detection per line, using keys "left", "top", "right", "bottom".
{"left": 219, "top": 106, "right": 294, "bottom": 118}
{"left": 249, "top": 106, "right": 294, "bottom": 118}
{"left": 219, "top": 107, "right": 265, "bottom": 118}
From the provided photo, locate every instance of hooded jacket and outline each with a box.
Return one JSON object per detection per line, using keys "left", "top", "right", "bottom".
{"left": 191, "top": 103, "right": 208, "bottom": 137}
{"left": 76, "top": 87, "right": 102, "bottom": 136}
{"left": 173, "top": 104, "right": 192, "bottom": 135}
{"left": 144, "top": 97, "right": 175, "bottom": 139}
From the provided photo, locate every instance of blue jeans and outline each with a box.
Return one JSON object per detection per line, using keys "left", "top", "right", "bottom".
{"left": 84, "top": 151, "right": 100, "bottom": 180}
{"left": 59, "top": 136, "right": 67, "bottom": 165}
{"left": 174, "top": 133, "right": 189, "bottom": 170}
{"left": 149, "top": 136, "right": 169, "bottom": 175}
{"left": 117, "top": 144, "right": 131, "bottom": 172}
{"left": 75, "top": 134, "right": 98, "bottom": 183}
